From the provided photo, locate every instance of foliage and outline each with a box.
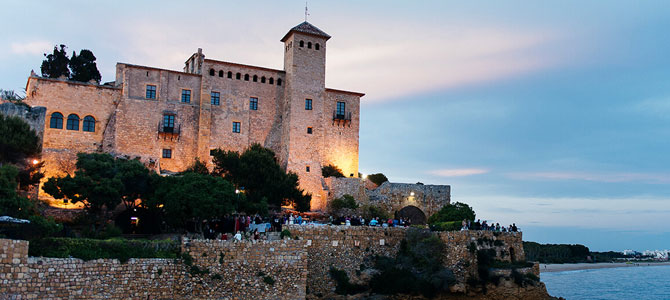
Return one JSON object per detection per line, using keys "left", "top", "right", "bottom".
{"left": 359, "top": 204, "right": 390, "bottom": 220}
{"left": 0, "top": 165, "right": 35, "bottom": 218}
{"left": 321, "top": 164, "right": 344, "bottom": 178}
{"left": 523, "top": 241, "right": 591, "bottom": 263}
{"left": 429, "top": 221, "right": 461, "bottom": 232}
{"left": 28, "top": 237, "right": 179, "bottom": 263}
{"left": 330, "top": 194, "right": 358, "bottom": 211}
{"left": 151, "top": 172, "right": 235, "bottom": 232}
{"left": 370, "top": 229, "right": 456, "bottom": 297}
{"left": 69, "top": 49, "right": 102, "bottom": 83}
{"left": 211, "top": 144, "right": 311, "bottom": 212}
{"left": 41, "top": 45, "right": 102, "bottom": 83}
{"left": 263, "top": 275, "right": 276, "bottom": 285}
{"left": 0, "top": 215, "right": 62, "bottom": 240}
{"left": 427, "top": 202, "right": 476, "bottom": 225}
{"left": 182, "top": 158, "right": 210, "bottom": 175}
{"left": 329, "top": 267, "right": 367, "bottom": 295}
{"left": 41, "top": 44, "right": 70, "bottom": 79}
{"left": 0, "top": 114, "right": 41, "bottom": 165}
{"left": 367, "top": 173, "right": 388, "bottom": 186}
{"left": 42, "top": 153, "right": 153, "bottom": 217}
{"left": 280, "top": 229, "right": 292, "bottom": 239}
{"left": 0, "top": 89, "right": 25, "bottom": 101}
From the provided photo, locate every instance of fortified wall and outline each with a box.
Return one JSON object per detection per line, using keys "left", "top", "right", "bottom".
{"left": 1, "top": 227, "right": 541, "bottom": 299}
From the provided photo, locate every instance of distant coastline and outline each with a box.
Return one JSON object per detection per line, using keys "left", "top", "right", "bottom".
{"left": 540, "top": 261, "right": 670, "bottom": 273}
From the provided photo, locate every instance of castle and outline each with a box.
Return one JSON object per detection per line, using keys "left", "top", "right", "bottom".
{"left": 24, "top": 22, "right": 362, "bottom": 211}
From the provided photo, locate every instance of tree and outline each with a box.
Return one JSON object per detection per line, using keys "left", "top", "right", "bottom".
{"left": 427, "top": 202, "right": 476, "bottom": 225}
{"left": 367, "top": 173, "right": 389, "bottom": 186}
{"left": 151, "top": 172, "right": 235, "bottom": 232}
{"left": 0, "top": 165, "right": 35, "bottom": 218}
{"left": 211, "top": 144, "right": 311, "bottom": 213}
{"left": 182, "top": 158, "right": 210, "bottom": 175}
{"left": 42, "top": 153, "right": 152, "bottom": 218}
{"left": 41, "top": 45, "right": 70, "bottom": 79}
{"left": 322, "top": 164, "right": 344, "bottom": 178}
{"left": 0, "top": 114, "right": 41, "bottom": 164}
{"left": 69, "top": 49, "right": 102, "bottom": 83}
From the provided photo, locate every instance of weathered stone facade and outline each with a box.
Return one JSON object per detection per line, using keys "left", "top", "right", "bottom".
{"left": 23, "top": 21, "right": 363, "bottom": 211}
{"left": 0, "top": 101, "right": 46, "bottom": 141}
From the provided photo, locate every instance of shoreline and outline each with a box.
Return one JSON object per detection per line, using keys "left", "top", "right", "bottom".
{"left": 540, "top": 261, "right": 670, "bottom": 273}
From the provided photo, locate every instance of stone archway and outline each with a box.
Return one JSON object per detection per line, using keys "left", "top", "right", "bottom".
{"left": 395, "top": 205, "right": 427, "bottom": 225}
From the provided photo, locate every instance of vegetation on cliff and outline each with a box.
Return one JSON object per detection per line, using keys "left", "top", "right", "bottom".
{"left": 428, "top": 202, "right": 476, "bottom": 231}
{"left": 523, "top": 242, "right": 591, "bottom": 263}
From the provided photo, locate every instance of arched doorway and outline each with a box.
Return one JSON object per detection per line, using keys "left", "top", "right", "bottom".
{"left": 395, "top": 205, "right": 427, "bottom": 225}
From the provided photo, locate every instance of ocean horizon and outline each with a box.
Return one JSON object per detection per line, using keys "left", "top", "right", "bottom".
{"left": 541, "top": 264, "right": 670, "bottom": 300}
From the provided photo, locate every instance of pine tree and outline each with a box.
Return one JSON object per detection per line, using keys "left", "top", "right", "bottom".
{"left": 69, "top": 49, "right": 102, "bottom": 83}
{"left": 40, "top": 45, "right": 70, "bottom": 79}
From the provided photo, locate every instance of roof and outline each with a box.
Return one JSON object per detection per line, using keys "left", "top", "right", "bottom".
{"left": 281, "top": 21, "right": 331, "bottom": 42}
{"left": 325, "top": 88, "right": 365, "bottom": 97}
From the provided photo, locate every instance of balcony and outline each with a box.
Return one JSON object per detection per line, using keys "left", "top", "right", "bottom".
{"left": 158, "top": 122, "right": 181, "bottom": 141}
{"left": 332, "top": 111, "right": 352, "bottom": 127}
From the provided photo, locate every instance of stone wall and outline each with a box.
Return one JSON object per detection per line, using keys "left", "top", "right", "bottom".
{"left": 0, "top": 102, "right": 46, "bottom": 141}
{"left": 284, "top": 225, "right": 526, "bottom": 297}
{"left": 0, "top": 238, "right": 307, "bottom": 300}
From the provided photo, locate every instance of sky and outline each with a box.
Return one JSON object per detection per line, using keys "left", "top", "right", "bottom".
{"left": 2, "top": 0, "right": 670, "bottom": 251}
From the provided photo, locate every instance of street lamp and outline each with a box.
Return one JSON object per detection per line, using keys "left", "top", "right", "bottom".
{"left": 32, "top": 159, "right": 39, "bottom": 165}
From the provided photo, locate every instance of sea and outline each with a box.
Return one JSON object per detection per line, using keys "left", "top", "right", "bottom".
{"left": 541, "top": 265, "right": 670, "bottom": 300}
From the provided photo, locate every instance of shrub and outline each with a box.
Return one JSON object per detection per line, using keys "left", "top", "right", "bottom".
{"left": 280, "top": 229, "right": 291, "bottom": 239}
{"left": 181, "top": 252, "right": 193, "bottom": 266}
{"left": 263, "top": 275, "right": 275, "bottom": 285}
{"left": 330, "top": 194, "right": 358, "bottom": 210}
{"left": 321, "top": 164, "right": 344, "bottom": 178}
{"left": 359, "top": 205, "right": 390, "bottom": 221}
{"left": 430, "top": 221, "right": 461, "bottom": 232}
{"left": 29, "top": 238, "right": 179, "bottom": 263}
{"left": 427, "top": 202, "right": 475, "bottom": 225}
{"left": 366, "top": 173, "right": 388, "bottom": 186}
{"left": 329, "top": 267, "right": 367, "bottom": 295}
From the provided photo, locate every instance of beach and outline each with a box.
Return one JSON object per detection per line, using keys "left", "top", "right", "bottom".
{"left": 540, "top": 261, "right": 670, "bottom": 273}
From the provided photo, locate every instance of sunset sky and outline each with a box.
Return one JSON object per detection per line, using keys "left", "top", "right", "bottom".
{"left": 2, "top": 0, "right": 670, "bottom": 251}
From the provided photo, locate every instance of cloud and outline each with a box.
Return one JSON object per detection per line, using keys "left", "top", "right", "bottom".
{"left": 429, "top": 168, "right": 489, "bottom": 177}
{"left": 506, "top": 171, "right": 670, "bottom": 184}
{"left": 10, "top": 41, "right": 52, "bottom": 55}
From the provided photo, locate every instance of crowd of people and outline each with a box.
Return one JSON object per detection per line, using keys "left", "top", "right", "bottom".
{"left": 329, "top": 215, "right": 412, "bottom": 227}
{"left": 461, "top": 219, "right": 520, "bottom": 232}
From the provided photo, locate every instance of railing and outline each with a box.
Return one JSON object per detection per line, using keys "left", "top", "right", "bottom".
{"left": 158, "top": 122, "right": 181, "bottom": 140}
{"left": 332, "top": 111, "right": 352, "bottom": 121}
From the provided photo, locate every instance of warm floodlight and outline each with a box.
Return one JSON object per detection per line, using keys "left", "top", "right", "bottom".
{"left": 32, "top": 159, "right": 39, "bottom": 165}
{"left": 410, "top": 191, "right": 415, "bottom": 196}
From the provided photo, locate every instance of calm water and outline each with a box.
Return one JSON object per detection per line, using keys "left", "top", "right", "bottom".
{"left": 541, "top": 265, "right": 670, "bottom": 300}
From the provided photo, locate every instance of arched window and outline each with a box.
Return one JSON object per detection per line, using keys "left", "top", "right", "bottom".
{"left": 236, "top": 73, "right": 241, "bottom": 80}
{"left": 227, "top": 71, "right": 232, "bottom": 78}
{"left": 308, "top": 42, "right": 312, "bottom": 49}
{"left": 315, "top": 43, "right": 320, "bottom": 50}
{"left": 66, "top": 114, "right": 79, "bottom": 131}
{"left": 277, "top": 78, "right": 282, "bottom": 86}
{"left": 244, "top": 74, "right": 249, "bottom": 81}
{"left": 299, "top": 40, "right": 304, "bottom": 47}
{"left": 209, "top": 69, "right": 215, "bottom": 76}
{"left": 261, "top": 76, "right": 266, "bottom": 83}
{"left": 269, "top": 78, "right": 274, "bottom": 85}
{"left": 253, "top": 75, "right": 258, "bottom": 82}
{"left": 83, "top": 116, "right": 95, "bottom": 132}
{"left": 219, "top": 70, "right": 224, "bottom": 77}
{"left": 49, "top": 112, "right": 63, "bottom": 129}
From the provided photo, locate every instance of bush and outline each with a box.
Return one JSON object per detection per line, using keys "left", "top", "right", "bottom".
{"left": 329, "top": 267, "right": 367, "bottom": 295}
{"left": 430, "top": 221, "right": 461, "bottom": 232}
{"left": 359, "top": 205, "right": 390, "bottom": 221}
{"left": 366, "top": 173, "right": 388, "bottom": 186}
{"left": 427, "top": 202, "right": 475, "bottom": 225}
{"left": 330, "top": 194, "right": 358, "bottom": 210}
{"left": 263, "top": 275, "right": 275, "bottom": 285}
{"left": 280, "top": 229, "right": 291, "bottom": 239}
{"left": 29, "top": 238, "right": 180, "bottom": 263}
{"left": 322, "top": 164, "right": 345, "bottom": 178}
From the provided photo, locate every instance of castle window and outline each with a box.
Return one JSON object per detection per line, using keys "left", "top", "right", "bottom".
{"left": 277, "top": 78, "right": 282, "bottom": 86}
{"left": 305, "top": 99, "right": 312, "bottom": 110}
{"left": 66, "top": 114, "right": 79, "bottom": 131}
{"left": 146, "top": 85, "right": 157, "bottom": 99}
{"left": 307, "top": 127, "right": 313, "bottom": 134}
{"left": 253, "top": 75, "right": 258, "bottom": 82}
{"left": 83, "top": 116, "right": 95, "bottom": 132}
{"left": 244, "top": 74, "right": 249, "bottom": 81}
{"left": 269, "top": 78, "right": 274, "bottom": 85}
{"left": 236, "top": 73, "right": 241, "bottom": 80}
{"left": 308, "top": 42, "right": 312, "bottom": 49}
{"left": 232, "top": 121, "right": 241, "bottom": 133}
{"left": 299, "top": 40, "right": 304, "bottom": 47}
{"left": 249, "top": 97, "right": 258, "bottom": 110}
{"left": 49, "top": 112, "right": 63, "bottom": 129}
{"left": 261, "top": 76, "right": 266, "bottom": 83}
{"left": 181, "top": 89, "right": 191, "bottom": 103}
{"left": 209, "top": 69, "right": 215, "bottom": 76}
{"left": 162, "top": 149, "right": 172, "bottom": 159}
{"left": 336, "top": 101, "right": 346, "bottom": 118}
{"left": 163, "top": 114, "right": 175, "bottom": 133}
{"left": 211, "top": 91, "right": 220, "bottom": 105}
{"left": 219, "top": 70, "right": 224, "bottom": 77}
{"left": 315, "top": 43, "right": 320, "bottom": 50}
{"left": 306, "top": 166, "right": 310, "bottom": 172}
{"left": 228, "top": 71, "right": 233, "bottom": 78}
